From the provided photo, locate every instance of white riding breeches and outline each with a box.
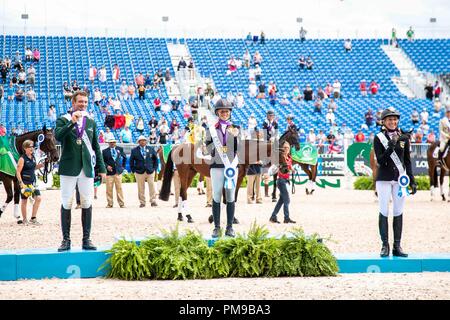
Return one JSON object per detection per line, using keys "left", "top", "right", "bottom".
{"left": 439, "top": 139, "right": 448, "bottom": 152}
{"left": 61, "top": 171, "right": 94, "bottom": 209}
{"left": 376, "top": 181, "right": 405, "bottom": 217}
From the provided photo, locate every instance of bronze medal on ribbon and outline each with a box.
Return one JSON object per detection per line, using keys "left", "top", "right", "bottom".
{"left": 76, "top": 138, "right": 82, "bottom": 145}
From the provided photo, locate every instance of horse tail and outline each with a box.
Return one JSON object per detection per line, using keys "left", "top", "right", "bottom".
{"left": 159, "top": 150, "right": 174, "bottom": 201}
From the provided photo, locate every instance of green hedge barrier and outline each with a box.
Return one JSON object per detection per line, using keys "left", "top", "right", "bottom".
{"left": 354, "top": 176, "right": 430, "bottom": 191}
{"left": 101, "top": 223, "right": 338, "bottom": 280}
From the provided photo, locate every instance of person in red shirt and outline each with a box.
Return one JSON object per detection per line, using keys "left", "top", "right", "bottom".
{"left": 370, "top": 80, "right": 379, "bottom": 95}
{"left": 359, "top": 80, "right": 367, "bottom": 97}
{"left": 355, "top": 130, "right": 365, "bottom": 142}
{"left": 269, "top": 142, "right": 296, "bottom": 224}
{"left": 153, "top": 96, "right": 161, "bottom": 111}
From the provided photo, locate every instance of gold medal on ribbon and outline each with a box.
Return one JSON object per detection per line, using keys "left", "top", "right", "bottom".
{"left": 222, "top": 146, "right": 228, "bottom": 153}
{"left": 76, "top": 138, "right": 82, "bottom": 145}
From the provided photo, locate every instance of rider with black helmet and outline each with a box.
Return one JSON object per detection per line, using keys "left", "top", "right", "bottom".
{"left": 204, "top": 99, "right": 240, "bottom": 238}
{"left": 374, "top": 107, "right": 417, "bottom": 258}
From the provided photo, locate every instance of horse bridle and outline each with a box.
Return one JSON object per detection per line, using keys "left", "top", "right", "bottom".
{"left": 35, "top": 132, "right": 56, "bottom": 184}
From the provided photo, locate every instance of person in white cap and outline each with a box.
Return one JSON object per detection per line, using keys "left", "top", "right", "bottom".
{"left": 102, "top": 138, "right": 126, "bottom": 208}
{"left": 129, "top": 135, "right": 158, "bottom": 208}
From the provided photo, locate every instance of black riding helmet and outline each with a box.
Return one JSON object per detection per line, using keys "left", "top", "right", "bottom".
{"left": 213, "top": 99, "right": 233, "bottom": 116}
{"left": 266, "top": 110, "right": 275, "bottom": 116}
{"left": 381, "top": 107, "right": 400, "bottom": 121}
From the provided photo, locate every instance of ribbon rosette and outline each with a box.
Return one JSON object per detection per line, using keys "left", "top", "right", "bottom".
{"left": 397, "top": 174, "right": 410, "bottom": 198}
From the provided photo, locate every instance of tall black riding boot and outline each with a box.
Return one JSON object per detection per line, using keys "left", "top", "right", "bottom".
{"left": 81, "top": 206, "right": 97, "bottom": 250}
{"left": 225, "top": 202, "right": 236, "bottom": 237}
{"left": 211, "top": 201, "right": 221, "bottom": 238}
{"left": 393, "top": 215, "right": 408, "bottom": 257}
{"left": 58, "top": 206, "right": 71, "bottom": 252}
{"left": 379, "top": 213, "right": 389, "bottom": 257}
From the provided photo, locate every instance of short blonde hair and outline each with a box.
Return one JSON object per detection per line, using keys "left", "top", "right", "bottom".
{"left": 22, "top": 139, "right": 34, "bottom": 151}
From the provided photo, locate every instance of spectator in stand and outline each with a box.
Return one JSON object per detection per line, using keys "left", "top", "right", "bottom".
{"left": 317, "top": 86, "right": 326, "bottom": 100}
{"left": 406, "top": 26, "right": 415, "bottom": 42}
{"left": 7, "top": 83, "right": 14, "bottom": 101}
{"left": 120, "top": 126, "right": 132, "bottom": 144}
{"left": 424, "top": 83, "right": 434, "bottom": 100}
{"left": 313, "top": 98, "right": 322, "bottom": 114}
{"left": 433, "top": 81, "right": 441, "bottom": 99}
{"left": 72, "top": 80, "right": 80, "bottom": 92}
{"left": 327, "top": 98, "right": 337, "bottom": 112}
{"left": 291, "top": 85, "right": 301, "bottom": 101}
{"left": 317, "top": 129, "right": 326, "bottom": 153}
{"left": 355, "top": 130, "right": 365, "bottom": 143}
{"left": 247, "top": 66, "right": 254, "bottom": 81}
{"left": 112, "top": 64, "right": 120, "bottom": 83}
{"left": 419, "top": 120, "right": 429, "bottom": 134}
{"left": 88, "top": 65, "right": 97, "bottom": 84}
{"left": 326, "top": 109, "right": 335, "bottom": 125}
{"left": 177, "top": 57, "right": 187, "bottom": 72}
{"left": 375, "top": 108, "right": 383, "bottom": 127}
{"left": 420, "top": 108, "right": 429, "bottom": 124}
{"left": 26, "top": 87, "right": 36, "bottom": 102}
{"left": 15, "top": 86, "right": 24, "bottom": 102}
{"left": 187, "top": 60, "right": 195, "bottom": 80}
{"left": 236, "top": 92, "right": 245, "bottom": 108}
{"left": 280, "top": 94, "right": 289, "bottom": 106}
{"left": 164, "top": 68, "right": 171, "bottom": 82}
{"left": 11, "top": 73, "right": 18, "bottom": 85}
{"left": 135, "top": 73, "right": 145, "bottom": 87}
{"left": 411, "top": 108, "right": 420, "bottom": 125}
{"left": 98, "top": 66, "right": 107, "bottom": 83}
{"left": 13, "top": 51, "right": 22, "bottom": 70}
{"left": 0, "top": 123, "right": 6, "bottom": 136}
{"left": 1, "top": 64, "right": 8, "bottom": 84}
{"left": 148, "top": 115, "right": 158, "bottom": 130}
{"left": 246, "top": 32, "right": 252, "bottom": 46}
{"left": 257, "top": 82, "right": 266, "bottom": 99}
{"left": 359, "top": 80, "right": 367, "bottom": 97}
{"left": 152, "top": 96, "right": 161, "bottom": 111}
{"left": 138, "top": 85, "right": 146, "bottom": 100}
{"left": 268, "top": 81, "right": 277, "bottom": 96}
{"left": 390, "top": 27, "right": 397, "bottom": 46}
{"left": 135, "top": 116, "right": 145, "bottom": 134}
{"left": 260, "top": 31, "right": 266, "bottom": 45}
{"left": 298, "top": 55, "right": 306, "bottom": 70}
{"left": 299, "top": 27, "right": 307, "bottom": 42}
{"left": 27, "top": 64, "right": 36, "bottom": 86}
{"left": 143, "top": 74, "right": 151, "bottom": 89}
{"left": 248, "top": 80, "right": 258, "bottom": 97}
{"left": 93, "top": 88, "right": 102, "bottom": 106}
{"left": 303, "top": 84, "right": 314, "bottom": 101}
{"left": 18, "top": 69, "right": 26, "bottom": 84}
{"left": 365, "top": 108, "right": 374, "bottom": 127}
{"left": 169, "top": 119, "right": 180, "bottom": 134}
{"left": 64, "top": 82, "right": 74, "bottom": 101}
{"left": 343, "top": 128, "right": 354, "bottom": 146}
{"left": 119, "top": 81, "right": 128, "bottom": 100}
{"left": 228, "top": 56, "right": 237, "bottom": 73}
{"left": 344, "top": 39, "right": 352, "bottom": 52}
{"left": 252, "top": 33, "right": 259, "bottom": 45}
{"left": 415, "top": 129, "right": 424, "bottom": 143}
{"left": 158, "top": 119, "right": 170, "bottom": 144}
{"left": 0, "top": 84, "right": 3, "bottom": 101}
{"left": 307, "top": 129, "right": 317, "bottom": 144}
{"left": 434, "top": 98, "right": 442, "bottom": 114}
{"left": 306, "top": 56, "right": 314, "bottom": 70}
{"left": 253, "top": 51, "right": 263, "bottom": 66}
{"left": 369, "top": 80, "right": 379, "bottom": 95}
{"left": 32, "top": 48, "right": 40, "bottom": 62}
{"left": 269, "top": 90, "right": 277, "bottom": 107}
{"left": 171, "top": 96, "right": 181, "bottom": 110}
{"left": 128, "top": 83, "right": 136, "bottom": 100}
{"left": 25, "top": 47, "right": 33, "bottom": 62}
{"left": 112, "top": 97, "right": 122, "bottom": 113}
{"left": 153, "top": 73, "right": 162, "bottom": 89}
{"left": 98, "top": 130, "right": 105, "bottom": 143}
{"left": 243, "top": 50, "right": 251, "bottom": 68}
{"left": 332, "top": 80, "right": 341, "bottom": 99}
{"left": 426, "top": 129, "right": 436, "bottom": 143}
{"left": 254, "top": 65, "right": 262, "bottom": 82}
{"left": 324, "top": 83, "right": 332, "bottom": 98}
{"left": 104, "top": 127, "right": 115, "bottom": 142}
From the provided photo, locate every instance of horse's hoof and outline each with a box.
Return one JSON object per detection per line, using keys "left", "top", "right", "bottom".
{"left": 305, "top": 189, "right": 309, "bottom": 195}
{"left": 310, "top": 189, "right": 315, "bottom": 195}
{"left": 442, "top": 195, "right": 446, "bottom": 202}
{"left": 233, "top": 217, "right": 239, "bottom": 224}
{"left": 272, "top": 198, "right": 277, "bottom": 202}
{"left": 177, "top": 213, "right": 183, "bottom": 221}
{"left": 208, "top": 215, "right": 213, "bottom": 224}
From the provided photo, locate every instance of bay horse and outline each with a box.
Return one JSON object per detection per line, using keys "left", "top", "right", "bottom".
{"left": 0, "top": 126, "right": 59, "bottom": 219}
{"left": 427, "top": 142, "right": 450, "bottom": 201}
{"left": 158, "top": 127, "right": 300, "bottom": 223}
